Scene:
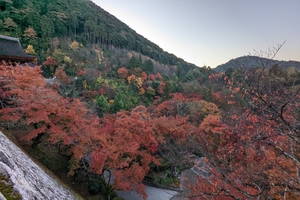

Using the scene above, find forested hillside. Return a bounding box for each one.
[1,0,300,200]
[0,0,196,70]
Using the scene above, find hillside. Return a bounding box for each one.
[0,0,197,71]
[214,55,300,72]
[1,0,300,199]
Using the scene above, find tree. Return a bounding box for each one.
[69,40,80,51]
[0,62,99,176]
[54,66,71,86]
[23,27,37,39]
[95,95,109,117]
[128,56,137,69]
[152,93,220,125]
[25,44,36,55]
[117,67,128,79]
[151,115,198,171]
[137,54,143,69]
[143,59,154,73]
[40,15,55,38]
[90,106,160,200]
[42,57,58,77]
[3,18,18,35]
[187,46,300,199]
[162,81,172,100]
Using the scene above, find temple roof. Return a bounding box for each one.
[0,35,36,63]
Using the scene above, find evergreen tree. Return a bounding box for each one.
[95,95,109,117]
[137,54,143,69]
[128,56,137,69]
[143,59,154,73]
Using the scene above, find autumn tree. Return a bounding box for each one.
[117,67,128,79]
[54,66,71,86]
[23,27,37,46]
[90,106,160,199]
[25,44,36,55]
[23,27,37,39]
[187,45,300,199]
[42,57,58,77]
[151,115,198,171]
[152,93,220,125]
[0,62,99,176]
[69,40,80,51]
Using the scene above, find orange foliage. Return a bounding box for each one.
[54,67,70,86]
[90,106,159,200]
[127,74,135,84]
[43,57,57,66]
[76,69,86,76]
[0,62,100,174]
[189,66,300,199]
[117,67,128,79]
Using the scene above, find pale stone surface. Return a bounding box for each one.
[0,131,78,200]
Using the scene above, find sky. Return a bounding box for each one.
[91,0,300,68]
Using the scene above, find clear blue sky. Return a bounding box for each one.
[92,0,300,68]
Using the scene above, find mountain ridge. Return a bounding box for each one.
[214,55,300,72]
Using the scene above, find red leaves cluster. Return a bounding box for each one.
[2,61,299,199]
[90,106,159,199]
[0,64,101,167]
[42,57,57,66]
[117,67,128,79]
[189,66,300,199]
[54,67,70,86]
[0,63,159,199]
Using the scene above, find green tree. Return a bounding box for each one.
[182,70,195,82]
[225,67,234,79]
[128,56,137,69]
[137,54,143,68]
[162,81,172,100]
[143,59,154,73]
[176,64,184,79]
[95,95,109,117]
[3,17,19,36]
[40,15,54,38]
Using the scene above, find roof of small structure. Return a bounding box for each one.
[0,35,36,63]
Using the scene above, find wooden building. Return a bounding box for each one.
[0,35,37,64]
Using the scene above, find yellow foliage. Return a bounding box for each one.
[127,75,135,84]
[69,41,80,51]
[136,77,143,88]
[63,56,72,64]
[82,80,87,89]
[109,99,114,104]
[25,45,36,55]
[199,100,220,116]
[146,86,155,96]
[95,76,104,86]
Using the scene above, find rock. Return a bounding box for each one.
[0,131,79,200]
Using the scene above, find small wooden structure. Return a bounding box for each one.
[0,35,37,64]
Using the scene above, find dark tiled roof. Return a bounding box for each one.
[0,35,36,63]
